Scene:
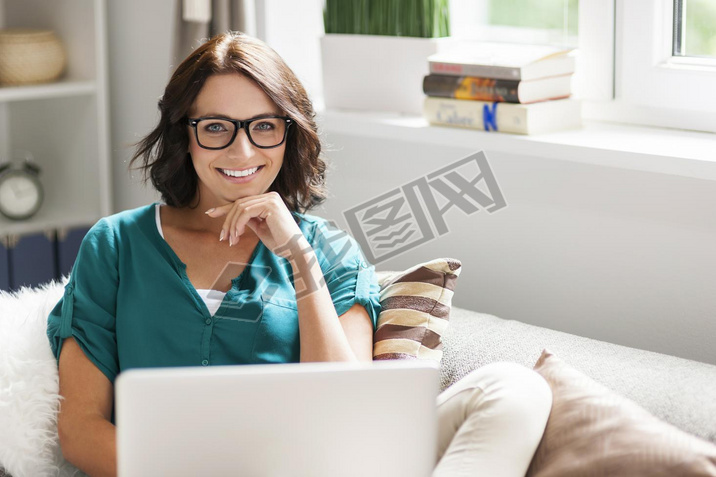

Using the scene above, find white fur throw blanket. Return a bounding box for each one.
[0,276,84,477]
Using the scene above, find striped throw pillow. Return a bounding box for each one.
[373,258,462,362]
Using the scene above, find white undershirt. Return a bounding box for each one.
[155,203,226,316]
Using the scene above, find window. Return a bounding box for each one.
[673,0,716,58]
[448,0,613,110]
[450,0,578,48]
[449,0,716,133]
[449,0,609,103]
[609,0,716,132]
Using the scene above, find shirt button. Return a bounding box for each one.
[205,318,212,325]
[201,360,209,366]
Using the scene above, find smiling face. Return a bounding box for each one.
[187,73,287,208]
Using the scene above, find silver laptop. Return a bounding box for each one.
[115,360,439,477]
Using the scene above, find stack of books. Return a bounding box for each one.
[422,42,581,135]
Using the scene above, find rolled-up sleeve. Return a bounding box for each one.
[47,218,119,384]
[310,220,381,331]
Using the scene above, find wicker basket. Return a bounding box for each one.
[0,29,67,86]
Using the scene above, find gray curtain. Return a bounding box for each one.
[173,0,256,66]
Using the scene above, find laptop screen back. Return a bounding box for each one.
[116,360,439,477]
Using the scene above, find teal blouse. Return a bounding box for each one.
[47,202,381,424]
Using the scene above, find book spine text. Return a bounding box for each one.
[423,97,527,134]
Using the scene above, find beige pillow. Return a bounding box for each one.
[373,258,461,362]
[527,349,716,477]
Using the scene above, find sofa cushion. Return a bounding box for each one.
[527,349,716,476]
[373,258,461,362]
[0,277,81,477]
[440,307,716,445]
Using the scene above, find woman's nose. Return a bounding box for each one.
[227,127,255,157]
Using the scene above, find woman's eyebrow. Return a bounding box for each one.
[198,111,282,119]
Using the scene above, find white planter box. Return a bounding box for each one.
[320,34,456,115]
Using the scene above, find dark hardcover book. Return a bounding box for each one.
[57,225,92,279]
[9,231,56,291]
[423,74,520,102]
[423,73,573,104]
[0,237,9,291]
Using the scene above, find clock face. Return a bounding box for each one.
[0,171,43,219]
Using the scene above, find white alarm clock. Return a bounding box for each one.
[0,158,44,220]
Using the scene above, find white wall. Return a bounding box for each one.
[107,0,172,212]
[258,0,324,105]
[311,132,716,365]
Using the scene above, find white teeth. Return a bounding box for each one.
[221,166,260,178]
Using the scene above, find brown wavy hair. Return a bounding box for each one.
[129,31,326,216]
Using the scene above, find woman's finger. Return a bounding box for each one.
[205,200,252,244]
[204,193,280,245]
[205,203,231,217]
[233,202,273,240]
[204,204,233,242]
[225,204,242,245]
[204,192,274,219]
[229,197,267,242]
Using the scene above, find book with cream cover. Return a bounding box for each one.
[428,42,576,81]
[423,96,582,135]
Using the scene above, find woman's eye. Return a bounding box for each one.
[204,123,228,133]
[252,121,275,131]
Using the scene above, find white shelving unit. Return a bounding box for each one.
[0,0,111,238]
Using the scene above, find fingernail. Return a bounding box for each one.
[205,208,215,215]
[229,236,234,247]
[219,230,226,242]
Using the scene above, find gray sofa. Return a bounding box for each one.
[1,282,715,477]
[440,305,716,445]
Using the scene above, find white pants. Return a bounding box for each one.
[433,362,553,477]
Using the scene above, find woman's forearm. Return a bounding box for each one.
[289,240,358,363]
[61,416,117,477]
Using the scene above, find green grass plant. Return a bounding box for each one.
[324,0,450,38]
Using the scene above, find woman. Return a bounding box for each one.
[47,32,552,477]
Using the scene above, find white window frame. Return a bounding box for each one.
[258,0,716,134]
[575,0,615,102]
[581,0,716,133]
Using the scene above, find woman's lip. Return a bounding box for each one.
[217,165,263,183]
[218,166,262,172]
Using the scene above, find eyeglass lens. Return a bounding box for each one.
[196,118,287,148]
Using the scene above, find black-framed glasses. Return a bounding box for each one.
[187,116,293,150]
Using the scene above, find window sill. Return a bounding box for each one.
[315,107,716,182]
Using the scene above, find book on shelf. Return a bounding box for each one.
[427,41,576,81]
[422,73,572,104]
[0,238,9,291]
[6,232,56,292]
[423,96,582,135]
